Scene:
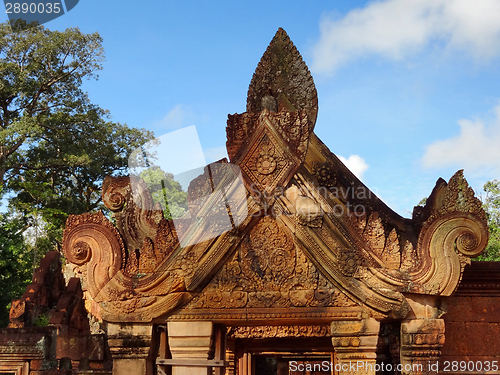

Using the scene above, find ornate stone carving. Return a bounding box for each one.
[338,248,359,277]
[227,325,330,339]
[331,318,380,375]
[363,212,386,260]
[55,29,488,334]
[383,228,401,270]
[313,161,337,187]
[246,28,318,126]
[102,176,129,212]
[185,216,358,310]
[227,109,311,170]
[401,240,418,272]
[124,249,139,276]
[102,176,163,251]
[169,307,362,322]
[400,319,445,375]
[244,132,290,189]
[411,170,489,295]
[63,211,125,299]
[226,113,257,162]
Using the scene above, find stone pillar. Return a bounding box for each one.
[107,323,152,375]
[400,319,445,375]
[167,321,214,375]
[399,294,446,375]
[331,318,380,375]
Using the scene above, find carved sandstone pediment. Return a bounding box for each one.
[62,28,488,323]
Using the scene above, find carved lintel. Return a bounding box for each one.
[227,325,330,339]
[168,307,363,324]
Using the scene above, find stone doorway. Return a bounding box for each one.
[254,355,332,375]
[232,337,334,375]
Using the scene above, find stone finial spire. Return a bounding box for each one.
[246,28,318,127]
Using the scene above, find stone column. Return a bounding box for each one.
[399,294,446,375]
[400,319,445,375]
[108,323,152,375]
[167,321,214,375]
[331,318,380,375]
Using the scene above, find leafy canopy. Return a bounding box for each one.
[0,21,158,326]
[475,180,500,261]
[0,21,154,247]
[0,212,32,328]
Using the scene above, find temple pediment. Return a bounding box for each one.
[61,28,488,326]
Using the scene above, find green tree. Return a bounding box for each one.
[475,180,500,261]
[0,21,153,250]
[0,20,103,184]
[0,21,154,324]
[140,166,188,220]
[0,212,32,327]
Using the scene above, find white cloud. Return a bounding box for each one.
[151,104,195,130]
[338,154,369,180]
[312,0,500,74]
[422,103,500,173]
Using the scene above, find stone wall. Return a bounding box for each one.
[441,261,500,369]
[1,252,112,374]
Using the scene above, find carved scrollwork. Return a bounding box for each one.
[456,230,480,257]
[102,176,130,212]
[102,176,163,251]
[63,211,126,299]
[362,170,489,297]
[70,241,92,265]
[415,213,488,294]
[413,171,489,295]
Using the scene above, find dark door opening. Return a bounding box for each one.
[253,355,332,375]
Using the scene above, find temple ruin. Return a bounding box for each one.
[1,28,498,375]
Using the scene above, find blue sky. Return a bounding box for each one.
[3,0,500,217]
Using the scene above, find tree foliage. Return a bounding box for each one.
[0,21,104,183]
[0,21,153,248]
[0,213,32,327]
[0,21,155,325]
[139,166,188,220]
[475,180,500,261]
